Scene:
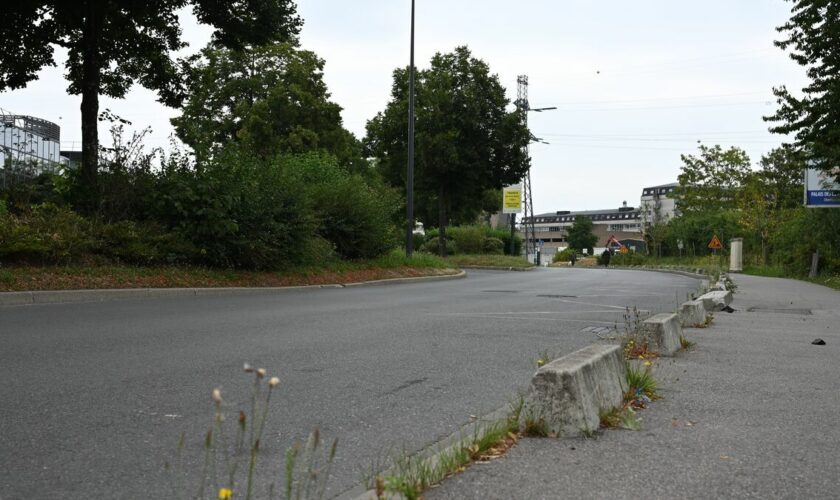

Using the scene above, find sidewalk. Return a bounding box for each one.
[427,274,840,499]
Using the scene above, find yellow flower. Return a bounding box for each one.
[218,487,233,499]
[537,359,546,367]
[644,360,652,367]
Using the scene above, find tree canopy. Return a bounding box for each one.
[566,215,597,254]
[0,0,302,209]
[365,46,530,252]
[172,42,364,171]
[675,145,752,213]
[765,0,840,180]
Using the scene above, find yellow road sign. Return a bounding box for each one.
[708,234,723,250]
[502,185,522,214]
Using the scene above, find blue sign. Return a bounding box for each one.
[807,190,840,206]
[806,167,840,207]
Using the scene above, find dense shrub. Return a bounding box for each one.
[486,228,522,256]
[553,248,576,263]
[771,207,840,275]
[610,252,648,266]
[94,220,196,265]
[0,204,93,264]
[482,237,504,255]
[283,153,400,259]
[420,237,458,256]
[447,225,486,254]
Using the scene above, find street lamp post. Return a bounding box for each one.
[406,0,416,257]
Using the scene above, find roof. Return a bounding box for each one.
[641,182,679,190]
[533,207,638,218]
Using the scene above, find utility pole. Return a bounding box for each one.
[516,76,535,260]
[515,75,556,263]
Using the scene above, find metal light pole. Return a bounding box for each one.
[405,0,416,257]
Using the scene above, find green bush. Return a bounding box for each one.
[486,228,522,256]
[482,237,505,255]
[411,232,426,252]
[284,153,400,260]
[420,237,458,256]
[610,252,647,266]
[93,220,196,265]
[0,203,94,264]
[447,225,486,254]
[553,248,575,263]
[148,148,317,269]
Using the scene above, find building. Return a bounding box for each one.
[639,182,679,225]
[1,109,64,187]
[522,201,645,258]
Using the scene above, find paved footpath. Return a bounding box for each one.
[428,274,840,499]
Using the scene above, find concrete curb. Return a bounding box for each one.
[641,313,682,356]
[698,290,733,311]
[525,344,627,437]
[457,265,536,272]
[679,299,707,328]
[595,265,709,280]
[0,270,466,307]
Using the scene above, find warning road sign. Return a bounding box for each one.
[708,234,723,250]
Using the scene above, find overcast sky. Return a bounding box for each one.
[1,0,807,214]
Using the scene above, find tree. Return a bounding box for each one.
[765,0,840,181]
[737,146,805,265]
[566,215,597,255]
[172,42,365,171]
[365,46,530,255]
[0,1,302,209]
[675,144,752,213]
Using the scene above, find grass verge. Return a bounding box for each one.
[0,250,456,292]
[445,254,535,269]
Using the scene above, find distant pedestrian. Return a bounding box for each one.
[601,249,611,267]
[570,251,577,266]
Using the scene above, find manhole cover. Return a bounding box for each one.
[747,307,812,315]
[537,294,577,298]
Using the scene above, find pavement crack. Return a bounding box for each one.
[383,377,428,396]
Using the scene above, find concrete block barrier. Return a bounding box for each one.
[698,290,733,311]
[641,313,682,356]
[679,300,706,327]
[525,344,626,437]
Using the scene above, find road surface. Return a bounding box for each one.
[0,268,699,499]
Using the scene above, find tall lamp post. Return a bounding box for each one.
[405,0,416,257]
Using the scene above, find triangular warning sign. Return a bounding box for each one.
[708,234,723,250]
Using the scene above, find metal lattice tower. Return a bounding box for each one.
[516,75,536,259]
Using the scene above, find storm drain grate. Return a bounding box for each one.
[747,307,812,315]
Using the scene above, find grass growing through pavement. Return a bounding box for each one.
[0,250,455,291]
[625,362,658,402]
[445,254,535,269]
[679,335,696,351]
[373,399,524,500]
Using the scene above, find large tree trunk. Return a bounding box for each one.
[79,4,101,213]
[438,185,447,257]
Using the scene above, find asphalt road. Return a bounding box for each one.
[0,268,699,499]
